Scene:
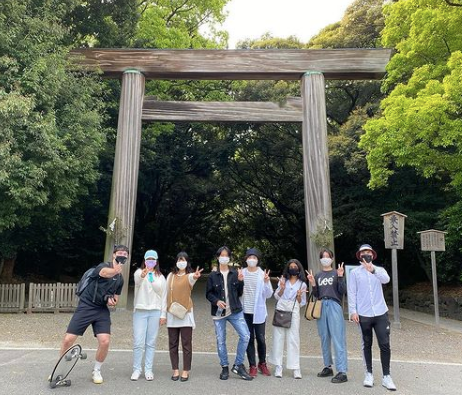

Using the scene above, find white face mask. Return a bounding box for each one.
[218,256,230,265]
[176,261,187,270]
[320,257,333,267]
[246,258,258,267]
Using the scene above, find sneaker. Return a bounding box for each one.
[331,372,348,383]
[317,366,334,377]
[382,375,397,391]
[274,365,283,378]
[219,366,229,380]
[363,372,374,388]
[145,371,154,381]
[249,365,258,377]
[92,369,103,384]
[231,364,253,380]
[258,362,271,376]
[130,370,141,381]
[293,369,302,379]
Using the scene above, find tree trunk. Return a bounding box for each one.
[0,256,16,282]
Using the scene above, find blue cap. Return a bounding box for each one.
[144,250,158,260]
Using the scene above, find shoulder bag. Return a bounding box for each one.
[168,274,188,320]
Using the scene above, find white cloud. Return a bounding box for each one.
[220,0,356,48]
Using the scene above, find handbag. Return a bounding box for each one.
[305,293,323,320]
[272,309,293,328]
[272,281,303,328]
[168,274,189,319]
[168,301,188,320]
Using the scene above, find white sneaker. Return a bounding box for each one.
[130,370,141,381]
[275,365,283,378]
[382,375,397,391]
[145,371,154,381]
[363,372,374,387]
[92,369,103,384]
[293,369,302,379]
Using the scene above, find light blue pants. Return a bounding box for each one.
[133,309,161,373]
[316,299,348,373]
[213,311,250,367]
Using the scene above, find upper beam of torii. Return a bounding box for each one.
[70,48,392,80]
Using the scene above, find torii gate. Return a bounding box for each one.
[72,48,392,308]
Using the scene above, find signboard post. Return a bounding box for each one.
[381,211,407,329]
[417,229,447,327]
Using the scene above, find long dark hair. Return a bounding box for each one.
[282,259,306,282]
[172,251,193,274]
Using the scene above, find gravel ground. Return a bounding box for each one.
[1,277,461,365]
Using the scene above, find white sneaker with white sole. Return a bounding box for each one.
[274,365,283,378]
[293,369,302,379]
[382,375,397,391]
[130,370,141,381]
[92,369,103,384]
[363,372,374,387]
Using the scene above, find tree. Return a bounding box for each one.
[361,0,462,281]
[0,0,105,280]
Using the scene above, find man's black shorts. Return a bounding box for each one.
[66,301,111,336]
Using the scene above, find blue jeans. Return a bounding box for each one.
[213,311,250,367]
[133,309,161,373]
[316,299,348,373]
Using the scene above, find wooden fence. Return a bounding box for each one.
[27,283,78,313]
[0,284,26,313]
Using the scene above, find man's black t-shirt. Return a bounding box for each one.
[79,262,124,307]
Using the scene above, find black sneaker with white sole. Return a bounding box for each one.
[231,364,253,380]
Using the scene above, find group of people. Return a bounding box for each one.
[56,243,397,391]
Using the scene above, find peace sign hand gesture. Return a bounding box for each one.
[193,266,204,279]
[237,268,244,281]
[337,262,345,277]
[264,269,271,283]
[361,259,374,273]
[305,269,316,286]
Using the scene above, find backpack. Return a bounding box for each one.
[75,266,99,301]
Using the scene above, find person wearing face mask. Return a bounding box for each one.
[268,259,307,379]
[347,244,396,391]
[58,245,127,385]
[206,246,253,381]
[306,249,347,384]
[131,249,167,382]
[165,252,203,382]
[241,248,273,377]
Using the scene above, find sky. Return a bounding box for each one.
[220,0,356,48]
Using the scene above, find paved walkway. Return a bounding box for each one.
[1,278,461,394]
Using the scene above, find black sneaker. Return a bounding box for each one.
[231,364,253,381]
[220,366,229,380]
[331,372,348,383]
[317,366,334,377]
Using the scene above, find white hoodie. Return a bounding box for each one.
[133,269,167,318]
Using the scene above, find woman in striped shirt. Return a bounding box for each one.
[241,248,273,377]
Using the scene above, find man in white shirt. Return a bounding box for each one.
[347,244,396,391]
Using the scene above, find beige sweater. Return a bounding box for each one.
[133,269,167,318]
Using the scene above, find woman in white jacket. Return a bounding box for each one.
[241,248,273,377]
[131,249,167,381]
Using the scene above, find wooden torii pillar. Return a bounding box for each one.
[72,48,391,308]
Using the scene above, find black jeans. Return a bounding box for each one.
[244,313,267,366]
[359,313,391,376]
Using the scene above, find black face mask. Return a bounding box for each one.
[361,254,373,263]
[288,268,299,276]
[115,256,127,264]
